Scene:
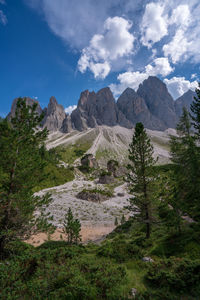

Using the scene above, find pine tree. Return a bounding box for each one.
[127,123,157,238]
[170,107,200,219]
[0,98,52,254]
[64,208,81,244]
[190,82,200,137]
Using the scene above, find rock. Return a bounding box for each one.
[61,114,73,133]
[71,87,131,131]
[129,288,138,298]
[175,89,196,117]
[8,97,43,120]
[117,192,124,197]
[117,88,160,130]
[42,96,67,131]
[107,159,119,175]
[137,76,177,130]
[81,154,98,169]
[99,174,115,184]
[142,256,154,263]
[76,190,108,202]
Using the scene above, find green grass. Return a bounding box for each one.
[56,141,92,164]
[33,164,74,192]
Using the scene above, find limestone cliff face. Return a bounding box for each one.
[117,87,163,130]
[42,96,66,131]
[137,76,177,130]
[175,90,196,117]
[8,77,196,133]
[71,87,131,131]
[8,97,43,120]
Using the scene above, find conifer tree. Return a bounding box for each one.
[0,98,52,254]
[127,122,157,238]
[191,82,200,137]
[170,107,200,219]
[64,208,81,244]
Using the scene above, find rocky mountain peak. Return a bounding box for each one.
[42,97,66,131]
[8,97,43,120]
[175,89,196,117]
[137,76,177,129]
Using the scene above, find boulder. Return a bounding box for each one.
[142,256,154,263]
[81,154,98,169]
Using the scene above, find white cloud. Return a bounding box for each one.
[162,2,200,64]
[25,0,143,49]
[78,16,134,79]
[110,57,173,97]
[163,29,191,63]
[164,77,198,99]
[141,3,168,48]
[65,105,77,115]
[191,73,197,79]
[169,4,190,29]
[145,57,174,77]
[0,10,7,25]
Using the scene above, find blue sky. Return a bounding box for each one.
[0,0,200,116]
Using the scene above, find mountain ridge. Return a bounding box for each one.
[8,76,196,132]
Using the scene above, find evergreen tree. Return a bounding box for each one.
[114,217,118,226]
[0,98,52,254]
[64,208,81,244]
[170,107,200,219]
[127,123,157,238]
[190,82,200,137]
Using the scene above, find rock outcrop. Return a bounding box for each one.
[137,76,177,130]
[8,97,43,120]
[175,89,196,117]
[71,87,131,131]
[42,96,67,131]
[117,87,163,130]
[8,77,196,133]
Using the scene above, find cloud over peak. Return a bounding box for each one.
[78,16,134,79]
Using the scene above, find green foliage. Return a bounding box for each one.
[100,170,112,176]
[0,241,127,299]
[56,141,92,164]
[145,257,200,298]
[81,188,113,198]
[170,107,200,220]
[127,122,158,239]
[191,82,200,137]
[33,164,74,191]
[0,98,52,254]
[64,208,81,244]
[98,237,143,262]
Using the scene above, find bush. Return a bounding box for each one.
[145,257,200,298]
[98,238,143,262]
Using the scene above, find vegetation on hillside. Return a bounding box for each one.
[1,86,200,299]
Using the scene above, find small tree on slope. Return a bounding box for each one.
[64,208,81,244]
[127,122,157,239]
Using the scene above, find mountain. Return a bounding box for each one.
[137,76,177,130]
[8,97,43,120]
[8,76,196,132]
[71,87,131,130]
[117,87,164,130]
[175,89,196,117]
[41,96,67,131]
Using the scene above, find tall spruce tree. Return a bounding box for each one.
[191,82,200,137]
[127,122,157,239]
[0,98,52,254]
[170,107,200,219]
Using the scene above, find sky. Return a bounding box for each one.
[0,0,200,116]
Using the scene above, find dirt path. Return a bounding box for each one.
[26,224,115,246]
